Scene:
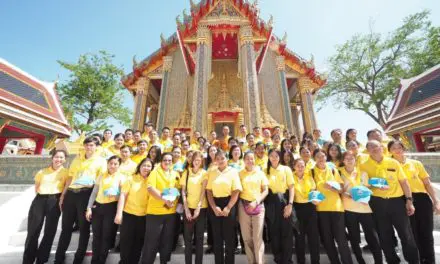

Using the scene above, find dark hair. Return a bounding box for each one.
[135,158,153,175]
[124,129,134,134]
[330,129,341,137]
[387,140,406,152]
[228,137,238,145]
[243,151,255,160]
[266,149,281,174]
[162,127,170,132]
[134,130,142,135]
[271,134,281,140]
[326,143,343,162]
[137,139,148,146]
[313,148,326,159]
[299,146,309,154]
[367,129,381,138]
[51,149,67,159]
[255,142,266,150]
[281,150,295,170]
[239,124,246,129]
[274,126,281,130]
[245,133,254,140]
[161,152,173,162]
[91,133,103,145]
[147,145,162,164]
[228,145,243,160]
[205,145,218,168]
[172,146,181,152]
[280,138,293,153]
[292,158,306,170]
[83,136,99,146]
[215,150,227,159]
[120,145,131,151]
[107,155,122,165]
[114,133,125,140]
[340,151,356,167]
[302,132,313,142]
[181,139,190,146]
[145,122,154,127]
[189,151,204,169]
[103,129,112,134]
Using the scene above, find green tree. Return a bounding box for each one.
[317,11,438,128]
[58,51,131,135]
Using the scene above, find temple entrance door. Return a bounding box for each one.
[214,122,235,138]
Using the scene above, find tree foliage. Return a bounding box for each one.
[58,51,131,135]
[317,11,439,128]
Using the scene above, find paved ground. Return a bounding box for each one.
[1,185,440,263]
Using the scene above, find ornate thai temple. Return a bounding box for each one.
[122,0,327,136]
[386,64,440,152]
[0,58,71,155]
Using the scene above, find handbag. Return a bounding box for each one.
[242,199,263,216]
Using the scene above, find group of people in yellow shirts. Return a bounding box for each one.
[22,123,439,264]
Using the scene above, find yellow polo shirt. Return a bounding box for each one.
[35,167,68,194]
[95,171,125,204]
[101,140,114,149]
[160,138,173,153]
[228,159,244,171]
[119,159,137,176]
[131,152,148,165]
[122,173,149,216]
[265,165,294,194]
[359,157,406,198]
[312,166,344,212]
[180,169,208,209]
[400,158,429,194]
[293,171,316,203]
[239,168,269,202]
[356,153,369,167]
[206,166,242,198]
[306,160,316,170]
[147,167,180,215]
[125,139,136,148]
[339,167,372,213]
[255,155,268,169]
[68,153,107,189]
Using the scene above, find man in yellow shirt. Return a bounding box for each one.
[159,127,173,153]
[237,125,248,146]
[363,129,389,156]
[54,137,107,264]
[165,133,181,153]
[124,129,136,148]
[253,126,263,143]
[148,130,164,152]
[131,140,148,164]
[360,140,418,264]
[142,122,154,142]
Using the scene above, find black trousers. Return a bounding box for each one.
[345,211,383,264]
[183,208,207,264]
[411,193,435,264]
[23,194,61,264]
[369,196,419,264]
[55,188,93,264]
[91,201,117,264]
[141,213,177,264]
[208,196,237,264]
[119,212,146,264]
[318,212,353,264]
[293,202,320,264]
[265,192,294,264]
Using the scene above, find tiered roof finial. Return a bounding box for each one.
[160,33,166,46]
[190,0,197,10]
[267,15,274,28]
[281,32,288,44]
[132,55,138,68]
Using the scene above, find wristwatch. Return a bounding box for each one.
[288,202,293,206]
[405,197,413,202]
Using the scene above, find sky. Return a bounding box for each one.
[1,0,439,143]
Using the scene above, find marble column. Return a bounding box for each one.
[132,77,149,131]
[156,56,173,131]
[276,56,294,132]
[290,102,302,138]
[239,25,261,129]
[298,77,318,133]
[191,26,212,134]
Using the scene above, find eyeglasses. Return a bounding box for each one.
[163,159,173,162]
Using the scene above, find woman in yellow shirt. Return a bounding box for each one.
[264,149,295,264]
[85,155,125,264]
[103,133,125,158]
[281,150,295,171]
[23,150,68,264]
[327,143,343,169]
[388,140,440,264]
[141,153,180,264]
[254,142,268,170]
[300,146,315,170]
[206,150,243,264]
[115,158,153,264]
[147,145,162,165]
[271,134,281,151]
[118,145,137,176]
[292,158,319,264]
[312,149,353,264]
[205,145,218,171]
[238,151,269,264]
[340,151,382,264]
[181,151,208,264]
[101,129,114,149]
[228,145,244,171]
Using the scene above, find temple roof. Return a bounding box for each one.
[385,64,440,134]
[0,58,71,137]
[122,0,326,90]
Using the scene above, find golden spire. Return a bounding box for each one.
[259,85,280,128]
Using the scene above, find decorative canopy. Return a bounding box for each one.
[0,58,71,137]
[122,0,326,90]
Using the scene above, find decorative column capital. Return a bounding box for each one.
[298,77,315,94]
[239,25,253,46]
[197,26,211,45]
[163,56,173,72]
[134,77,148,94]
[276,56,285,71]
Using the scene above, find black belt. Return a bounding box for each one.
[68,187,93,193]
[37,193,61,199]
